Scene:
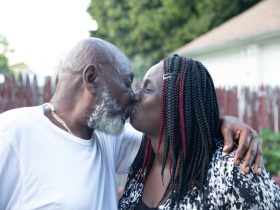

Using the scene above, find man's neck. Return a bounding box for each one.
[47,96,93,140]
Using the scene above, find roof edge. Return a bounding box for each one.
[176,29,280,56]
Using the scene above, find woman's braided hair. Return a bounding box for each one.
[130,55,220,208]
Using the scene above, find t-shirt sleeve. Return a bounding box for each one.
[115,123,142,174]
[0,133,21,209]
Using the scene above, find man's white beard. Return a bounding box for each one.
[87,88,129,135]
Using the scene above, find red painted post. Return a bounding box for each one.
[259,84,266,129]
[17,74,24,107]
[25,74,32,106]
[32,75,39,106]
[244,87,249,125]
[43,76,52,102]
[251,90,259,131]
[0,77,3,112]
[276,87,280,131]
[267,86,274,130]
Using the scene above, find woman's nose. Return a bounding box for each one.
[129,91,136,104]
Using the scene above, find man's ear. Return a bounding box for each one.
[82,64,100,94]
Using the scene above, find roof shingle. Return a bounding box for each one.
[176,0,280,54]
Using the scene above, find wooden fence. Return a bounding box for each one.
[216,86,280,132]
[0,73,279,132]
[0,73,55,112]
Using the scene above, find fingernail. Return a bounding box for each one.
[235,159,240,165]
[222,148,228,154]
[222,152,229,157]
[244,167,249,174]
[257,168,261,175]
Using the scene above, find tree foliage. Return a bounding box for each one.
[0,35,11,73]
[261,128,280,175]
[0,35,28,74]
[88,0,260,77]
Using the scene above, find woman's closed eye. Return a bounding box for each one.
[138,83,152,91]
[138,80,154,94]
[144,86,153,93]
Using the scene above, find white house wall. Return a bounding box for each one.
[261,38,280,86]
[188,37,280,87]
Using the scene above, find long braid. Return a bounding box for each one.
[158,60,167,159]
[178,60,187,160]
[128,134,154,182]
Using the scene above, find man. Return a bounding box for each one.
[0,38,261,210]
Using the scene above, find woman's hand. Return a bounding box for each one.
[220,116,262,175]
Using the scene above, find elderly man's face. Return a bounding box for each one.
[87,62,134,134]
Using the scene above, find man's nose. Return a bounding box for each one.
[133,89,142,103]
[129,91,137,104]
[130,90,141,104]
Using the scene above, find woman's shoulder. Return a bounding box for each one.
[163,144,236,209]
[179,142,280,209]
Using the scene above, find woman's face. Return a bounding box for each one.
[130,62,164,137]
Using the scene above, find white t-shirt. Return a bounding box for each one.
[0,105,142,210]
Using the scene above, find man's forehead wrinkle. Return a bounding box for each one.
[109,51,130,71]
[76,38,114,64]
[93,39,130,71]
[66,39,106,65]
[67,38,131,76]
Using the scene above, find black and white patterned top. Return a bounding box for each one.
[119,143,280,210]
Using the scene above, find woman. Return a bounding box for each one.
[119,55,280,209]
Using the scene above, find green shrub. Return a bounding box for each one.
[261,128,280,175]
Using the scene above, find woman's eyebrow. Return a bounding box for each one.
[143,79,151,85]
